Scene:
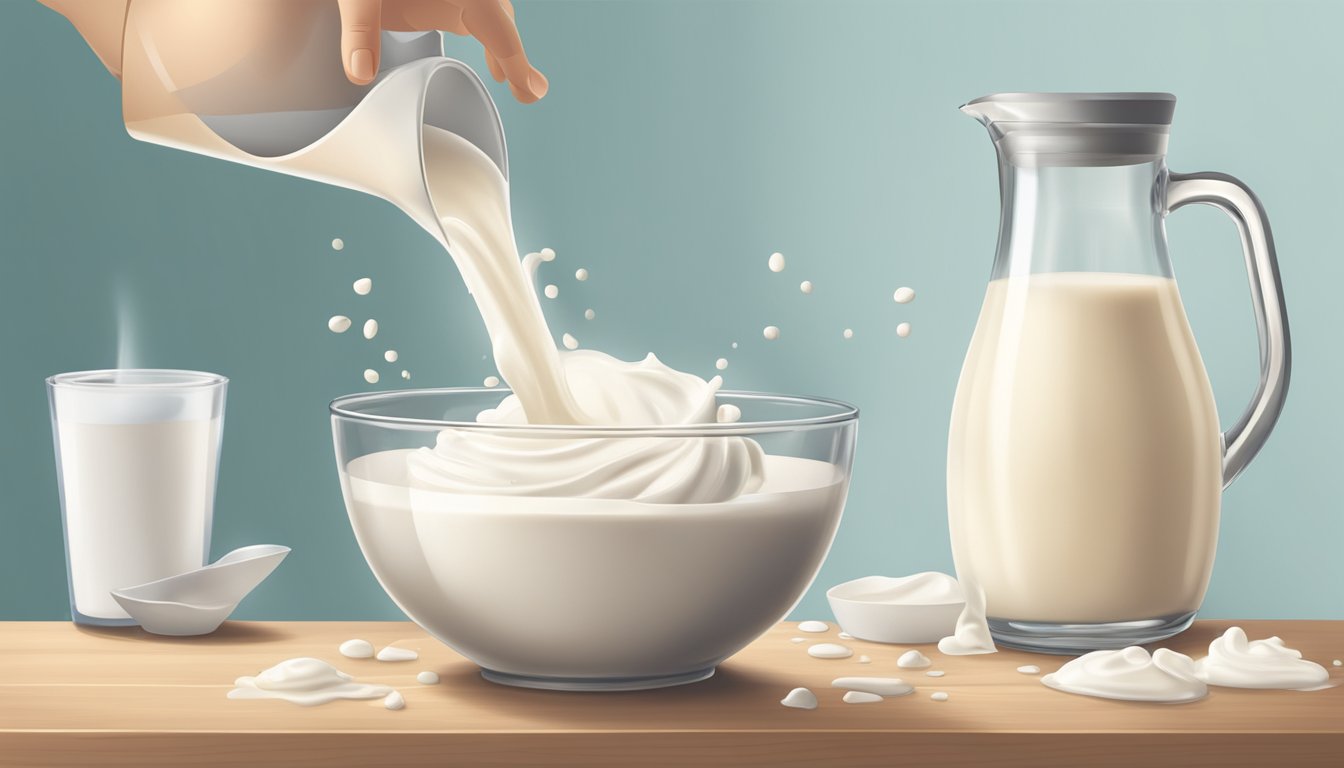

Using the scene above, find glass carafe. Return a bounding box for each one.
[947,93,1290,653]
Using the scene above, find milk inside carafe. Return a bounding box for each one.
[948,93,1290,654]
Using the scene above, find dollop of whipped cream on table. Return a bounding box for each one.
[1195,627,1331,690]
[1041,646,1207,703]
[228,658,393,706]
[409,351,766,504]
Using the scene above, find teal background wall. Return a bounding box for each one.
[2,0,1340,623]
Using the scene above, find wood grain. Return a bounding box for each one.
[1,619,1341,766]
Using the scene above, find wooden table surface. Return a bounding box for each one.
[2,619,1341,767]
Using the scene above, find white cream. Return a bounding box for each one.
[1195,627,1330,690]
[798,620,829,633]
[483,376,500,388]
[562,333,579,350]
[857,655,871,664]
[897,650,931,669]
[716,404,742,424]
[376,646,418,662]
[925,670,944,677]
[575,268,589,281]
[328,315,351,333]
[843,691,882,704]
[416,671,439,684]
[896,322,911,338]
[930,691,949,702]
[544,284,559,299]
[1017,665,1040,675]
[338,639,374,659]
[363,319,379,339]
[228,658,392,706]
[808,643,853,660]
[353,277,372,295]
[331,238,344,251]
[837,632,852,640]
[938,579,996,656]
[715,358,728,370]
[363,369,379,384]
[768,252,785,272]
[1041,647,1207,703]
[893,287,915,304]
[800,280,813,294]
[790,637,805,644]
[832,677,913,697]
[384,350,398,363]
[781,687,817,710]
[763,326,780,341]
[383,691,406,710]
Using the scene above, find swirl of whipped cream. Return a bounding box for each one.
[1041,646,1207,703]
[1194,627,1330,690]
[409,350,766,503]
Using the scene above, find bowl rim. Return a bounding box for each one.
[826,575,967,609]
[329,388,859,435]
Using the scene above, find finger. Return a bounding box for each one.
[337,0,383,85]
[461,0,547,102]
[484,50,506,83]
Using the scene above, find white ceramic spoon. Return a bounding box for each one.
[110,545,290,636]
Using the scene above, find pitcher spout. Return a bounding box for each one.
[959,92,1176,168]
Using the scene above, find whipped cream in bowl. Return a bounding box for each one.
[332,388,857,691]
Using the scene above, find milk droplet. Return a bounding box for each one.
[790,637,806,644]
[331,238,344,251]
[832,677,914,697]
[353,277,372,295]
[763,325,780,341]
[338,639,374,659]
[780,687,818,710]
[798,620,829,633]
[858,655,871,664]
[544,284,559,299]
[716,403,742,424]
[1017,665,1041,675]
[768,252,786,272]
[401,370,410,380]
[328,315,352,333]
[893,286,916,304]
[926,670,945,677]
[838,632,853,640]
[731,342,738,349]
[843,691,883,704]
[539,247,556,262]
[715,358,728,370]
[483,376,500,388]
[384,350,398,363]
[584,308,596,320]
[1334,660,1342,667]
[931,691,949,702]
[896,322,911,338]
[384,691,405,710]
[416,671,439,685]
[575,268,589,281]
[376,646,419,662]
[897,650,932,669]
[363,319,379,339]
[363,369,379,384]
[808,643,853,660]
[562,333,579,350]
[800,281,815,295]
[843,328,854,339]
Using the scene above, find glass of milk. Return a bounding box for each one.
[47,370,227,626]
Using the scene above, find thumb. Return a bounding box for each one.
[337,0,383,85]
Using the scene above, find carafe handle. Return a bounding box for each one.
[1165,172,1291,489]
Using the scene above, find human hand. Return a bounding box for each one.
[337,0,547,102]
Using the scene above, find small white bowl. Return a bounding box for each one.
[111,545,290,636]
[826,574,965,644]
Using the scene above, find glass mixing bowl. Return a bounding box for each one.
[331,388,857,691]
